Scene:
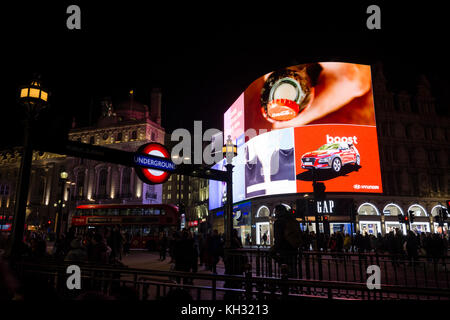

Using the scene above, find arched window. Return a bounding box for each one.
[38,176,46,200]
[98,168,108,197]
[131,131,137,140]
[382,203,403,216]
[256,206,270,218]
[76,170,85,197]
[272,203,291,216]
[357,203,379,215]
[408,204,428,217]
[89,136,95,144]
[431,205,446,217]
[117,132,122,142]
[121,167,132,196]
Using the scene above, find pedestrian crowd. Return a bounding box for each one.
[166,228,224,283]
[1,226,128,265]
[298,229,449,262]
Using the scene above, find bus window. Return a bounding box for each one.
[143,225,150,235]
[97,209,106,216]
[131,208,142,216]
[154,209,160,215]
[143,208,152,216]
[111,209,119,216]
[121,209,130,216]
[161,209,166,216]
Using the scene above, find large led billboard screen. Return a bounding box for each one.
[210,62,382,210]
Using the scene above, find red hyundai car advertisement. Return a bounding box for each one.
[215,61,382,203]
[294,124,382,193]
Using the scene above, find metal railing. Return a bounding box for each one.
[12,259,450,301]
[225,248,450,289]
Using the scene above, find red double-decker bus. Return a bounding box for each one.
[71,203,179,249]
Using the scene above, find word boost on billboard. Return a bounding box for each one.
[209,62,383,211]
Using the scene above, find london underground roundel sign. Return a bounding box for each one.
[134,143,174,184]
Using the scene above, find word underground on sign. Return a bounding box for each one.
[133,154,176,172]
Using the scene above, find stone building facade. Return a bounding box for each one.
[0,88,166,233]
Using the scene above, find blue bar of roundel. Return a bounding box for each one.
[133,154,176,172]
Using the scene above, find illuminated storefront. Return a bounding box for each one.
[208,61,448,243]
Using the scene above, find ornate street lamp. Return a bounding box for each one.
[222,135,237,249]
[55,170,68,239]
[7,76,49,258]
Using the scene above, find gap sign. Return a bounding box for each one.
[134,143,175,184]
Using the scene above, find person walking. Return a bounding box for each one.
[271,204,302,278]
[406,231,419,265]
[173,229,194,284]
[262,233,268,246]
[65,238,88,262]
[224,229,246,300]
[159,233,168,261]
[245,233,251,246]
[208,230,223,274]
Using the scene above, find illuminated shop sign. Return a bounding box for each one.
[298,198,354,216]
[316,200,335,214]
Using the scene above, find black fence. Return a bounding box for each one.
[12,259,450,301]
[225,248,450,289]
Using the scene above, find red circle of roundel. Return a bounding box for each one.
[136,142,171,184]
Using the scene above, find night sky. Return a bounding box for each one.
[1,2,449,149]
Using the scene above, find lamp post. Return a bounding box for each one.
[55,170,68,239]
[222,135,237,249]
[7,76,49,258]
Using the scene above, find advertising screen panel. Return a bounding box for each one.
[211,62,383,210]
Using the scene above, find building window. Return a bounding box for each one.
[38,176,46,201]
[431,205,446,217]
[408,204,428,217]
[357,203,379,215]
[382,204,403,216]
[151,132,156,141]
[122,168,131,196]
[431,175,439,192]
[131,131,137,140]
[256,206,270,218]
[89,136,95,144]
[76,171,85,197]
[98,169,108,197]
[117,132,122,141]
[167,194,171,200]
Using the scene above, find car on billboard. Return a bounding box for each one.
[301,142,360,173]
